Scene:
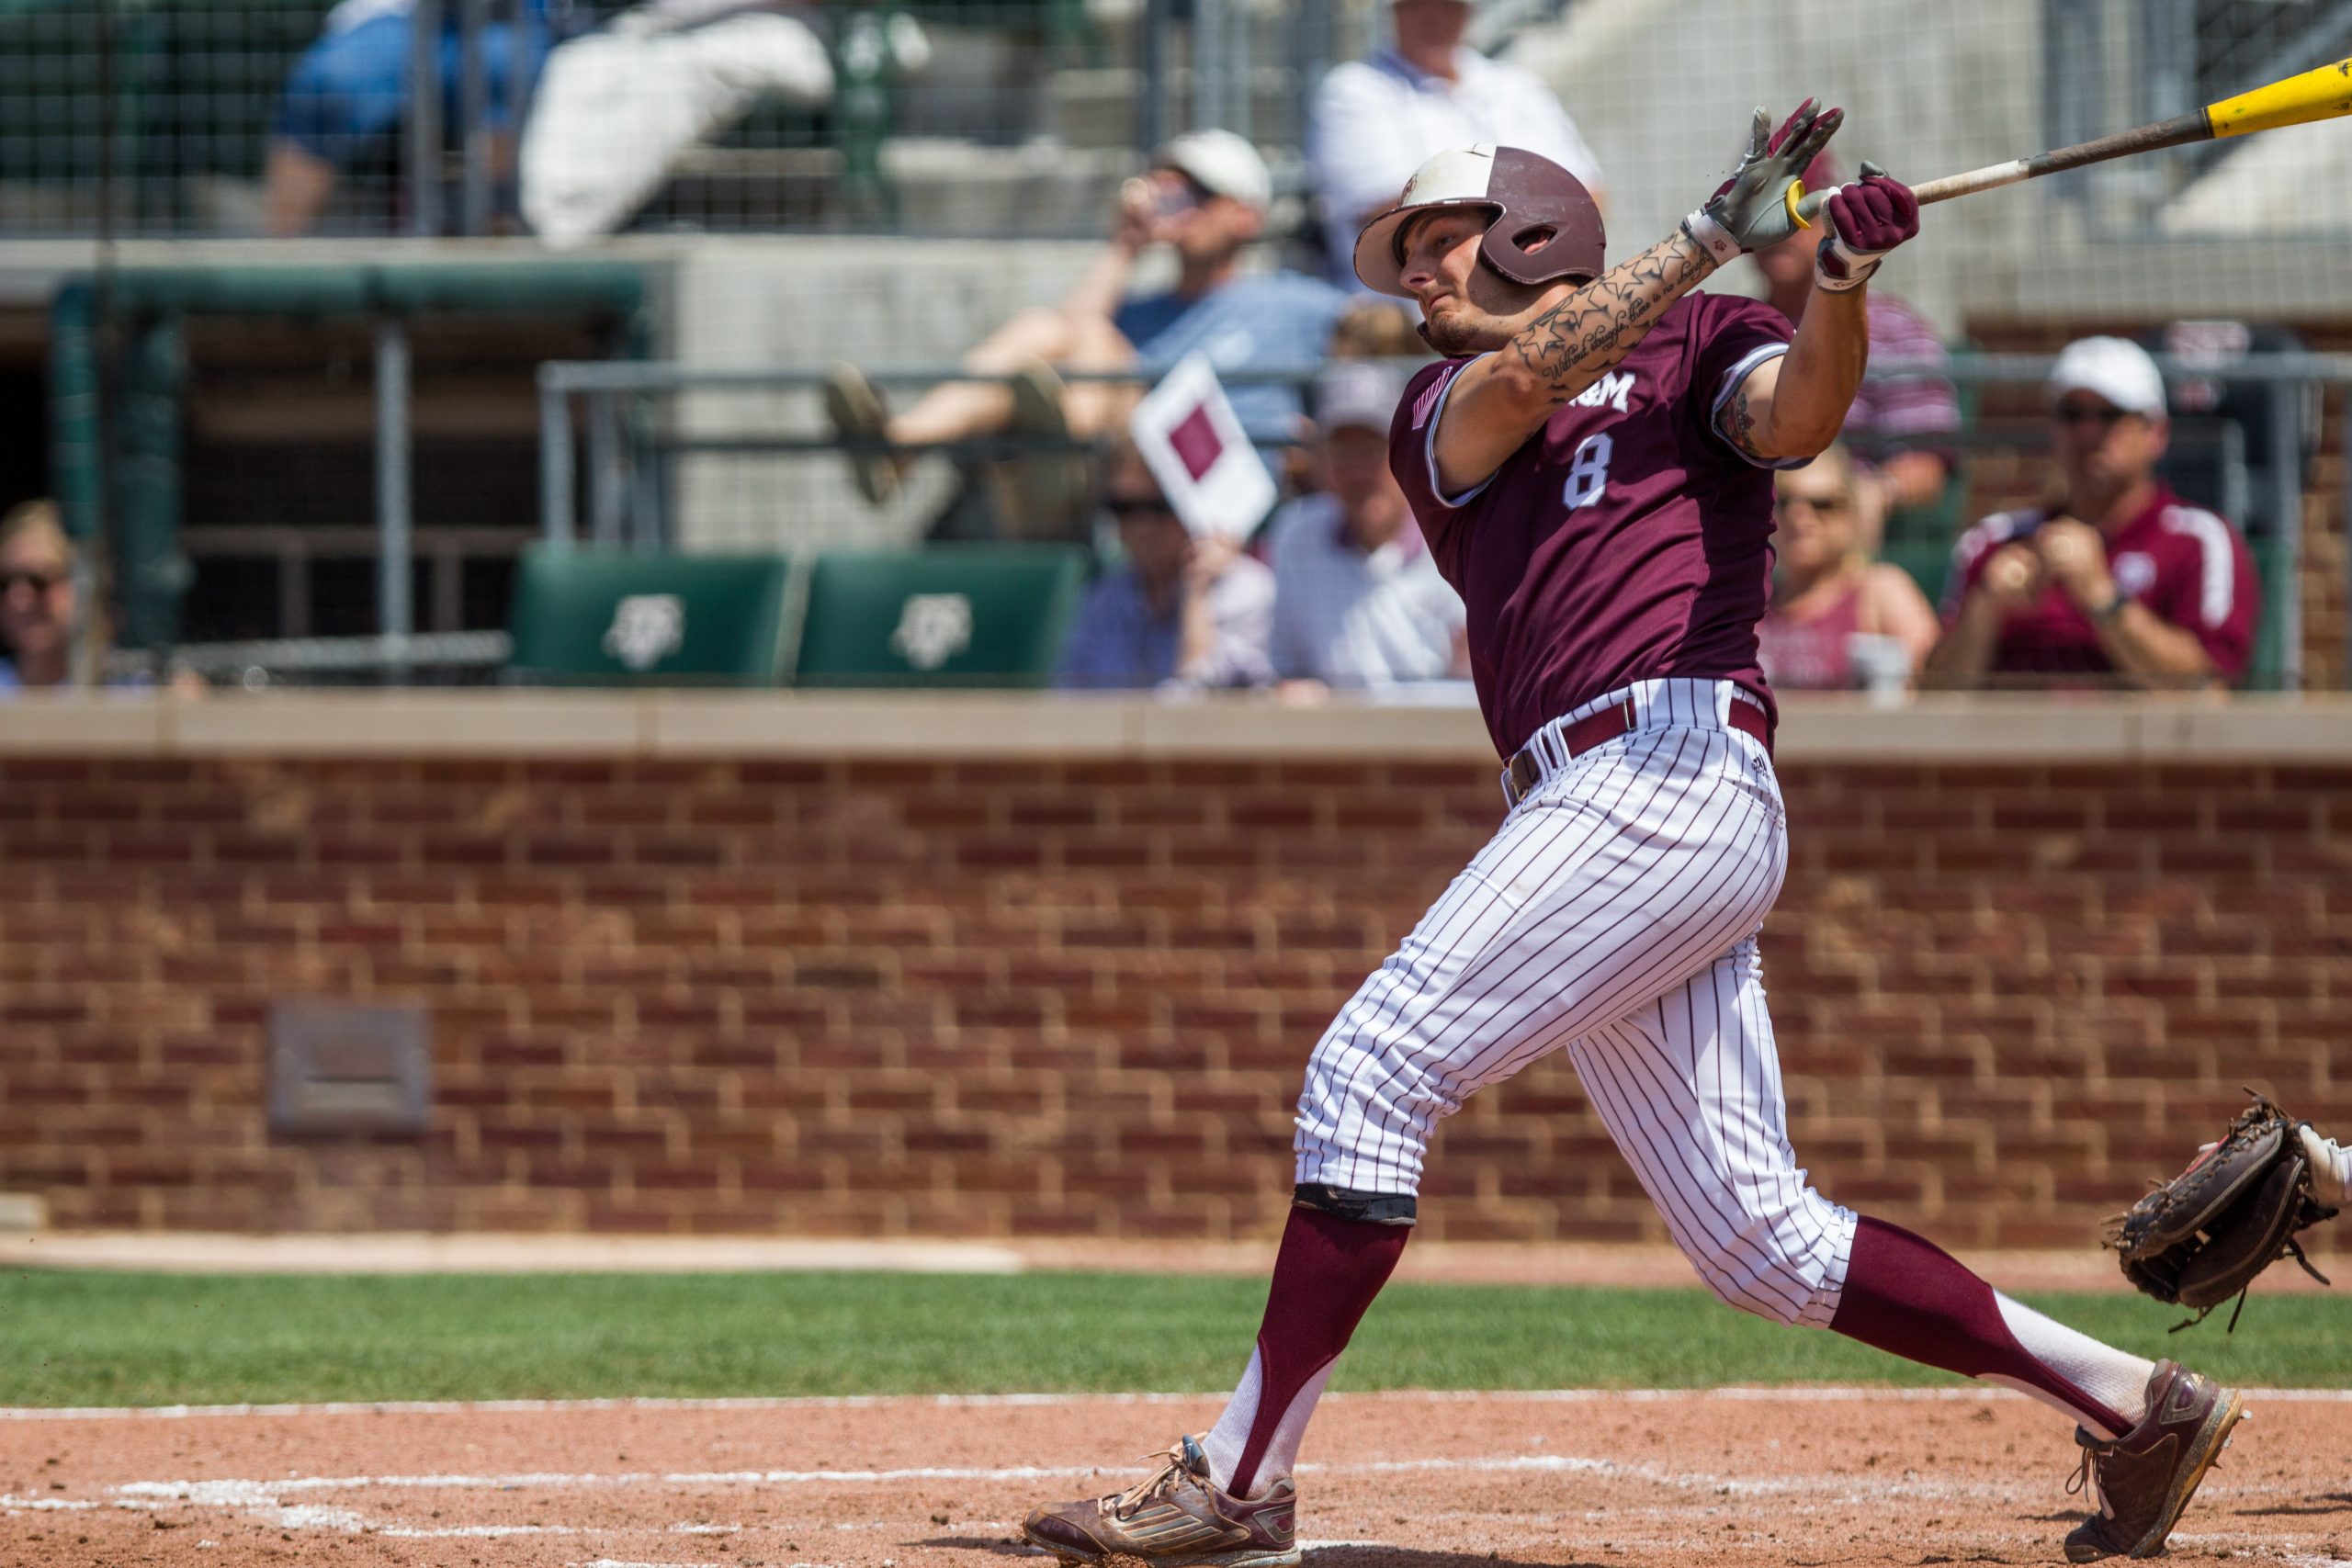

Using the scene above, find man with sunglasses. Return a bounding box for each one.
[1053,440,1273,691]
[1925,336,2259,689]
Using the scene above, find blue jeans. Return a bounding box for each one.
[275,8,550,167]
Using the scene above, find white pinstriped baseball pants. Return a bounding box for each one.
[1293,678,1858,1327]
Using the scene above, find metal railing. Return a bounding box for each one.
[537,350,2352,689]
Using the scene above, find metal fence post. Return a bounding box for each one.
[408,0,444,235]
[376,319,413,640]
[589,391,627,547]
[539,368,574,549]
[2267,381,2304,690]
[458,0,492,236]
[1193,0,1224,130]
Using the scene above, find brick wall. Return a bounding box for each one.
[3,752,2346,1248]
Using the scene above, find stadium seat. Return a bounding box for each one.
[504,547,795,685]
[791,545,1087,688]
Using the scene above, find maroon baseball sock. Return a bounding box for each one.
[1201,1204,1409,1497]
[1831,1216,2147,1438]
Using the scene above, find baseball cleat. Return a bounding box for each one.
[2062,1359,2245,1562]
[822,361,901,507]
[1022,1434,1301,1568]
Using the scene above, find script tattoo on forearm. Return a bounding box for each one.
[1506,231,1716,404]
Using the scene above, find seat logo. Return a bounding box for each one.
[603,594,686,671]
[890,592,974,671]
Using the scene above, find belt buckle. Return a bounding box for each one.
[1500,749,1539,809]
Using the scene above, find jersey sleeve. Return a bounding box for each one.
[2148,506,2262,682]
[1387,357,1489,567]
[1686,294,1802,470]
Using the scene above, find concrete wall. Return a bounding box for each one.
[666,235,1107,553]
[1511,0,2352,332]
[1513,0,2043,333]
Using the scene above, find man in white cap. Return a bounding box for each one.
[1925,335,2259,688]
[825,130,1345,530]
[1267,361,1466,690]
[1306,0,1604,288]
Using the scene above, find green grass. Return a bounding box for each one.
[2,1269,2347,1408]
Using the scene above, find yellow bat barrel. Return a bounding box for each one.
[2206,54,2352,138]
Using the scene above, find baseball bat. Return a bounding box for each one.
[1792,52,2352,220]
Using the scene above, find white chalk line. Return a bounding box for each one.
[10,1447,2310,1532]
[8,1384,2352,1422]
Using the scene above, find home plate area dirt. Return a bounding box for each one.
[5,1389,2347,1568]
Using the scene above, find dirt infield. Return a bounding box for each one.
[5,1388,2346,1568]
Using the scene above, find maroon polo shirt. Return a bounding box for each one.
[1942,485,2260,682]
[1388,292,1795,760]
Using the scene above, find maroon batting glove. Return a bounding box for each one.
[1815,161,1918,292]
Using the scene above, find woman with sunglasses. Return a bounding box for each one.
[1758,444,1939,690]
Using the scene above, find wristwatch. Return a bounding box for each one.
[2093,589,2131,625]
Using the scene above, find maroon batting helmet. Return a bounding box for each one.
[1353,143,1606,299]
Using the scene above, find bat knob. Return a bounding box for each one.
[1790,184,1826,225]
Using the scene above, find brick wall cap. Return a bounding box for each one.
[4,691,2352,761]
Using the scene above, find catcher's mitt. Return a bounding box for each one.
[2107,1091,2338,1331]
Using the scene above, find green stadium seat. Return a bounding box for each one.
[792,545,1087,688]
[505,547,794,686]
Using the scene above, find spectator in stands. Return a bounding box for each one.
[1056,440,1273,691]
[1923,336,2260,690]
[0,502,206,696]
[267,0,562,236]
[1268,363,1465,691]
[1757,445,1939,692]
[1306,0,1605,289]
[521,0,858,247]
[0,502,77,691]
[825,131,1345,536]
[1751,153,1958,547]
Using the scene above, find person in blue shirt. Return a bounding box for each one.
[268,0,566,235]
[1055,441,1273,692]
[825,130,1345,537]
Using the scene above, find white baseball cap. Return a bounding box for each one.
[1314,361,1407,434]
[1156,130,1272,214]
[2047,336,2167,419]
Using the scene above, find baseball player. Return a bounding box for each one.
[1023,108,2243,1568]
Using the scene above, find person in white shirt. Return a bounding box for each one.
[1306,0,1606,288]
[1268,362,1467,691]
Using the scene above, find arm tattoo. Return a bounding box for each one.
[1720,379,1770,459]
[1504,231,1716,405]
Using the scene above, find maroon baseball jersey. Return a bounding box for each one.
[1943,485,2260,682]
[1389,292,1795,758]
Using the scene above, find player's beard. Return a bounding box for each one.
[1419,303,1504,357]
[1411,305,1486,359]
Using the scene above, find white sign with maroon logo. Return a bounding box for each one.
[1127,354,1275,542]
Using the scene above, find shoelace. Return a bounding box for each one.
[1102,1444,1194,1519]
[2066,1432,2115,1519]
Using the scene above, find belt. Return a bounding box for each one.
[1501,696,1771,809]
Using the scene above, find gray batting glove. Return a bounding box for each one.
[1681,99,1845,263]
